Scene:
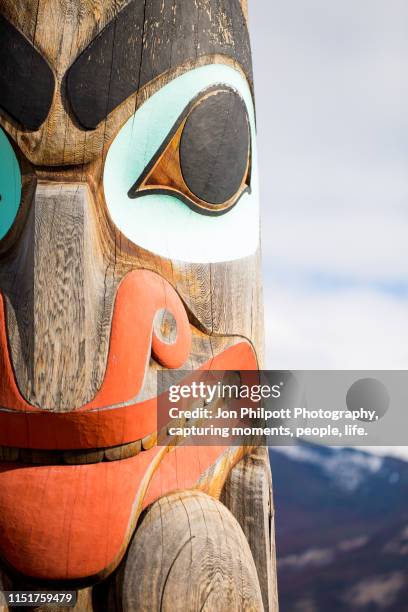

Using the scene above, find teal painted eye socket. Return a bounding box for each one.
[0,127,21,240]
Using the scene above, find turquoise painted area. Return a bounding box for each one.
[0,127,21,240]
[104,65,259,263]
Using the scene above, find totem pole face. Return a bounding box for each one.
[0,0,262,583]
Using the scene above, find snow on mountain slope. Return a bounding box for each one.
[270,443,408,611]
[272,444,383,491]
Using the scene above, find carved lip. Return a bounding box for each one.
[0,444,235,581]
[0,269,258,452]
[0,342,258,582]
[0,368,245,464]
[0,434,155,466]
[0,342,255,451]
[0,269,190,450]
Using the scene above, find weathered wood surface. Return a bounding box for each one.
[221,447,279,612]
[0,14,54,130]
[0,0,251,166]
[66,0,252,130]
[4,183,113,410]
[0,0,262,407]
[100,491,264,611]
[0,0,276,605]
[0,568,94,612]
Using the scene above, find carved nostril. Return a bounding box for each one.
[153,309,178,345]
[94,269,191,405]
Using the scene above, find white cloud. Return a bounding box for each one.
[262,211,408,283]
[250,0,408,222]
[263,283,408,461]
[249,1,408,462]
[264,282,408,370]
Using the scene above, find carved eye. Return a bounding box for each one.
[128,89,251,215]
[103,65,259,263]
[0,127,21,240]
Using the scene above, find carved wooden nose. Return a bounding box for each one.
[2,182,190,412]
[3,182,108,410]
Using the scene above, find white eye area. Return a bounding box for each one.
[103,65,259,263]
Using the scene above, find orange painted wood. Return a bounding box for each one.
[0,270,191,412]
[0,341,255,449]
[0,444,230,580]
[0,289,257,582]
[0,270,195,449]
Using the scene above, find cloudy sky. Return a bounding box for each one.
[249,0,408,373]
[247,0,406,582]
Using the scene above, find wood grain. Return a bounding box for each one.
[0,14,54,130]
[0,567,94,612]
[221,447,279,611]
[241,0,249,20]
[0,0,276,605]
[66,0,252,130]
[2,183,114,410]
[0,0,252,166]
[101,491,264,611]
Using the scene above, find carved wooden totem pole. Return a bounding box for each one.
[0,1,278,610]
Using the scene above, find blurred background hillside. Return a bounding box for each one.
[249,1,408,609]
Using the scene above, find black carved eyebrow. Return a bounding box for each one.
[66,0,253,131]
[0,14,55,131]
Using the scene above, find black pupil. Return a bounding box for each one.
[179,91,249,206]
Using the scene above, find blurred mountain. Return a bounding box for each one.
[270,444,408,611]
